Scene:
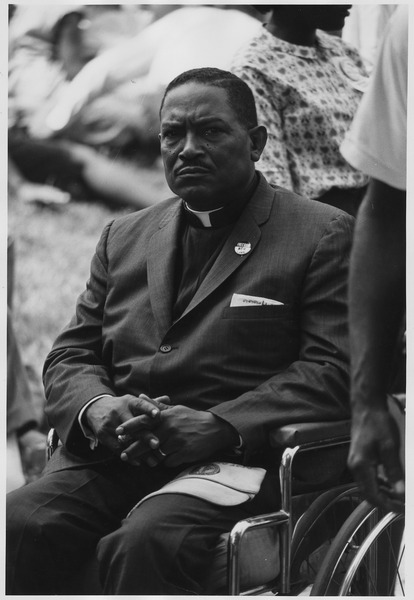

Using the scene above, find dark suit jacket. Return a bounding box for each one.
[43,174,354,470]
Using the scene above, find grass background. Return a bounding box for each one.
[8,193,132,427]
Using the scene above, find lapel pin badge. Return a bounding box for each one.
[234,242,251,255]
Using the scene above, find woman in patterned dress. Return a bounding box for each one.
[231,5,370,216]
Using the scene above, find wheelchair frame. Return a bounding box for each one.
[228,419,355,595]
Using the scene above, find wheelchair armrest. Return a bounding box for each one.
[269,420,351,449]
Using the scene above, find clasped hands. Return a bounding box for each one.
[84,393,239,468]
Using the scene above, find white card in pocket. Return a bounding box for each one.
[230,293,284,307]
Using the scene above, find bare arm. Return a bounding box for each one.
[348,179,405,510]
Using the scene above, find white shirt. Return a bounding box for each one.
[341,6,408,191]
[341,4,398,73]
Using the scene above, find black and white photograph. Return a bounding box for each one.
[4,3,409,596]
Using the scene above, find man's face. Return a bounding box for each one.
[160,82,257,210]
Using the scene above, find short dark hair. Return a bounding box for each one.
[159,67,258,130]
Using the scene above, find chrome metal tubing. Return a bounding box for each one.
[338,511,403,596]
[228,511,289,595]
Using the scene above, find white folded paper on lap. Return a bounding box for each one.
[127,462,266,517]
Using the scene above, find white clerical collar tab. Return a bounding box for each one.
[184,202,225,228]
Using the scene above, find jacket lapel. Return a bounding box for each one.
[181,175,275,318]
[147,200,182,337]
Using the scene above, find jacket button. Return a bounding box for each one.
[160,344,172,353]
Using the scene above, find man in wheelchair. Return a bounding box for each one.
[7,67,354,595]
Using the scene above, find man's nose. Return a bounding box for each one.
[178,132,203,160]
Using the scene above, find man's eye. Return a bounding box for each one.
[162,129,179,140]
[203,128,221,137]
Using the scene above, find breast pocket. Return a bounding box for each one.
[221,305,299,369]
[222,305,292,320]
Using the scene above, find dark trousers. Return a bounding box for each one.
[7,459,273,595]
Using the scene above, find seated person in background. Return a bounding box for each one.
[7,309,46,490]
[8,4,169,209]
[7,68,353,595]
[231,4,369,216]
[30,6,262,152]
[8,4,145,130]
[7,238,46,490]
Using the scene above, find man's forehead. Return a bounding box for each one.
[161,82,231,120]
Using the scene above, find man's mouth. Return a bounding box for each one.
[175,166,210,177]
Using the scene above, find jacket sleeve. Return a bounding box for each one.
[209,211,354,451]
[43,220,115,449]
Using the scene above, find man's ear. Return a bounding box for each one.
[249,125,267,162]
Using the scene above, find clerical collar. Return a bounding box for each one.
[183,175,259,228]
[183,203,231,228]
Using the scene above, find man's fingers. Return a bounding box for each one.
[154,395,172,407]
[132,394,162,418]
[376,436,405,507]
[117,394,173,436]
[351,462,377,499]
[391,480,405,498]
[350,458,388,509]
[120,440,142,466]
[119,431,161,463]
[101,435,123,456]
[116,396,162,436]
[128,393,172,419]
[380,447,405,496]
[351,459,404,512]
[119,434,160,453]
[116,414,155,436]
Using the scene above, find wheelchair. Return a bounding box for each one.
[223,419,361,595]
[310,500,405,596]
[47,418,361,595]
[310,393,406,597]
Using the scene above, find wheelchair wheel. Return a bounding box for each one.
[289,483,361,593]
[338,511,405,596]
[310,501,404,596]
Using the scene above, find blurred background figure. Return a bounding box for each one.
[8,5,262,210]
[7,310,46,491]
[231,5,369,216]
[8,4,170,209]
[8,5,144,130]
[8,156,71,207]
[341,5,407,512]
[341,4,398,74]
[37,5,261,152]
[7,238,46,492]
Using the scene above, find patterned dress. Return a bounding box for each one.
[232,26,370,199]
